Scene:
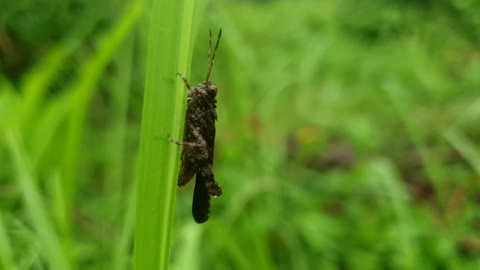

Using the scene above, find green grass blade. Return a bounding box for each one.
[108,28,136,270]
[17,3,109,128]
[18,39,80,127]
[443,129,480,176]
[105,32,134,196]
[112,180,137,270]
[5,129,71,270]
[0,212,18,270]
[134,0,198,269]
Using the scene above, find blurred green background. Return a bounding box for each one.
[1,0,480,269]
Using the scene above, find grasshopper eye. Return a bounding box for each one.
[207,83,217,95]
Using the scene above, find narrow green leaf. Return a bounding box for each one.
[5,129,72,270]
[0,212,18,270]
[134,0,198,269]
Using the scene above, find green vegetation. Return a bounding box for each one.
[1,0,480,269]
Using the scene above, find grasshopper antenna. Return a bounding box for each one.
[205,29,222,82]
[207,30,212,76]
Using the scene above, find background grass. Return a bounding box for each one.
[1,0,480,269]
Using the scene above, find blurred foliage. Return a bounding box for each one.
[1,0,480,269]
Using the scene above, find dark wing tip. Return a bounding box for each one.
[192,176,211,223]
[193,209,209,224]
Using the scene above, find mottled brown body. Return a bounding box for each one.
[169,29,222,223]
